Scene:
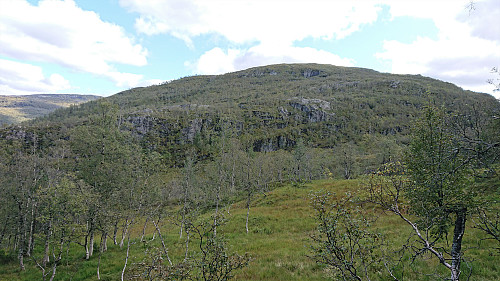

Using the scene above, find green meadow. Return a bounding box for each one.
[1,178,498,281]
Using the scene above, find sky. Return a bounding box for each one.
[0,0,499,99]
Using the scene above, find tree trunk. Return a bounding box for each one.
[48,231,65,281]
[0,215,9,248]
[179,218,184,239]
[14,231,19,252]
[450,208,467,281]
[48,263,58,281]
[42,220,52,267]
[85,234,90,260]
[246,188,251,234]
[89,229,95,258]
[113,220,119,245]
[120,217,129,248]
[103,232,108,252]
[141,217,148,242]
[214,186,220,236]
[26,202,36,257]
[0,230,5,249]
[97,234,104,280]
[230,157,236,193]
[85,216,95,260]
[151,219,172,265]
[344,164,351,180]
[184,229,190,261]
[180,182,189,239]
[17,203,26,270]
[121,232,131,281]
[18,249,25,271]
[8,234,13,251]
[246,200,250,234]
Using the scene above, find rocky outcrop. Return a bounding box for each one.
[182,118,203,142]
[2,126,27,141]
[278,106,289,119]
[253,135,294,152]
[288,97,333,122]
[252,110,277,120]
[126,115,155,136]
[390,80,401,88]
[302,69,320,78]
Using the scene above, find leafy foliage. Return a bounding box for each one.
[310,191,382,280]
[405,105,474,239]
[0,64,499,280]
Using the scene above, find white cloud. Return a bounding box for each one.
[120,0,381,45]
[458,0,500,42]
[0,0,148,89]
[122,0,367,76]
[137,79,167,87]
[193,44,355,75]
[376,0,500,98]
[0,59,70,95]
[105,72,144,88]
[195,48,241,74]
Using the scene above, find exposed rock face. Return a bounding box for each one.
[3,126,27,141]
[278,106,289,118]
[125,105,215,145]
[0,126,40,147]
[127,115,154,136]
[122,96,335,154]
[288,97,333,122]
[252,110,276,120]
[390,80,401,88]
[182,118,203,142]
[293,98,331,110]
[302,69,320,78]
[253,135,294,152]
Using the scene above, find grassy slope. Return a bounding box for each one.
[1,178,498,281]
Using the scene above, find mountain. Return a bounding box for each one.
[1,64,499,281]
[38,63,499,167]
[0,94,100,126]
[2,63,498,172]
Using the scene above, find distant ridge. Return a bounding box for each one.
[0,94,100,126]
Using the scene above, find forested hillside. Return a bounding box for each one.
[0,64,499,280]
[40,64,498,169]
[0,94,100,126]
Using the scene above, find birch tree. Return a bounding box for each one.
[364,104,496,281]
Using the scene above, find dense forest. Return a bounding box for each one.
[0,64,499,280]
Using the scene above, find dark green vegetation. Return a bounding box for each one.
[0,94,100,126]
[0,63,499,280]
